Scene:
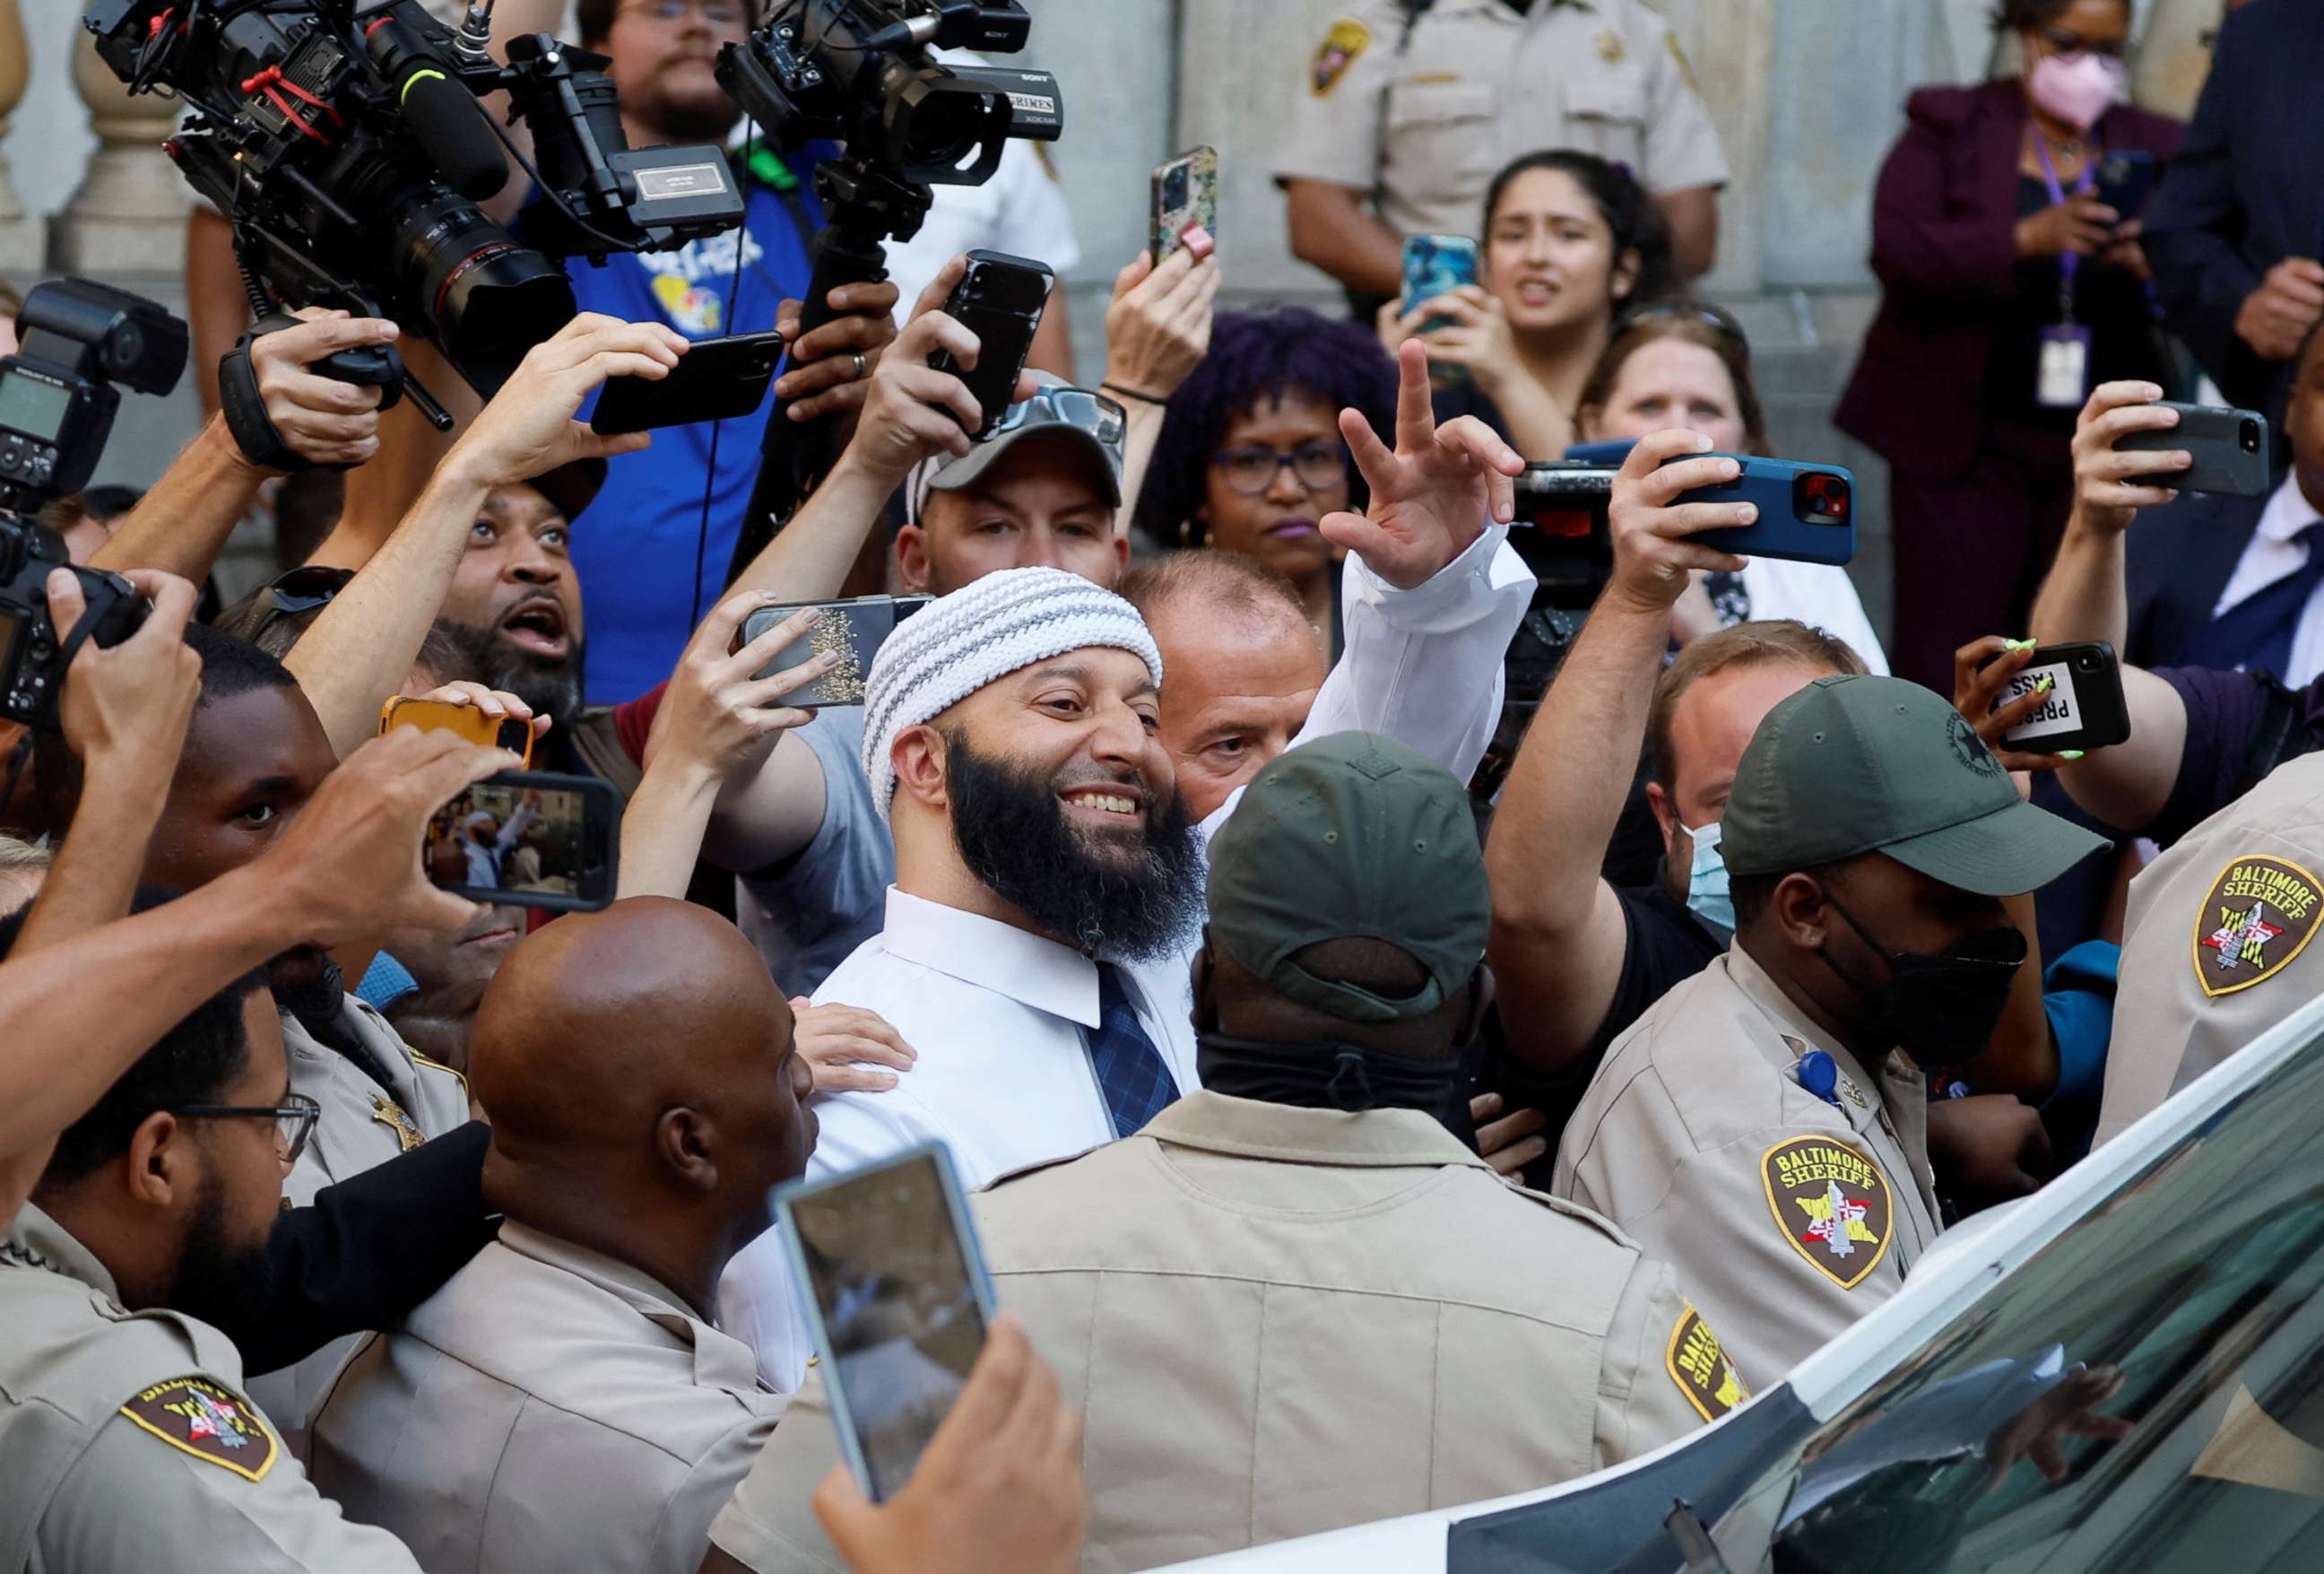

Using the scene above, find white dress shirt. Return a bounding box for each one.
[1739,560,1890,675]
[2209,476,2324,688]
[718,522,1534,1387]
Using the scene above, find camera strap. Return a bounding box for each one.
[219,316,406,474]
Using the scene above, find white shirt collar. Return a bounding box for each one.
[877,886,1103,1029]
[2253,474,2324,546]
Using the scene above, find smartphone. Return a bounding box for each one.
[588,330,785,435]
[2115,402,2273,497]
[1674,455,1858,567]
[1981,641,2131,753]
[378,696,534,767]
[1400,234,1479,319]
[926,250,1054,441]
[423,770,618,912]
[776,1143,997,1503]
[1149,145,1218,263]
[739,594,933,707]
[2093,149,2157,223]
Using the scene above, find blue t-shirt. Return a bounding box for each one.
[549,163,824,702]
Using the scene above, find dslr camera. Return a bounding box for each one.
[84,0,745,396]
[0,280,186,728]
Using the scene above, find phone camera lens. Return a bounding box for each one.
[2240,420,2260,454]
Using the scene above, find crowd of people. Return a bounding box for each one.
[4,0,2323,1570]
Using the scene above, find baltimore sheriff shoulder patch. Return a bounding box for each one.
[1311,17,1372,96]
[1665,1305,1748,1422]
[1761,1135,1893,1290]
[119,1376,278,1481]
[2193,854,2323,998]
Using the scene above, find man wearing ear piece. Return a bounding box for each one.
[1554,674,2108,1388]
[705,733,1739,1574]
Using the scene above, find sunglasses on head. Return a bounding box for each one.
[244,565,353,644]
[1616,300,1753,362]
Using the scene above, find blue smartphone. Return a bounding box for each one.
[775,1143,998,1502]
[1400,233,1478,320]
[1675,455,1857,566]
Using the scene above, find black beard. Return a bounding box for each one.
[436,620,585,735]
[945,732,1204,964]
[167,1172,282,1338]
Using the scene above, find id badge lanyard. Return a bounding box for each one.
[2034,135,2095,409]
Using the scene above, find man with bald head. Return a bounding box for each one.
[308,899,813,1574]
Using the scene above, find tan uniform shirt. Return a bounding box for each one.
[254,996,474,1440]
[1553,946,1943,1390]
[1273,0,1730,241]
[2096,751,2324,1149]
[307,1222,783,1574]
[0,1204,421,1574]
[710,1091,1742,1574]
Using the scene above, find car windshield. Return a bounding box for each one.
[1736,1032,2324,1574]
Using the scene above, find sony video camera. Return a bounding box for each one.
[83,0,745,396]
[0,280,187,728]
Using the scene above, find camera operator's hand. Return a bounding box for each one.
[258,726,516,942]
[1322,339,1524,590]
[2068,381,2183,536]
[1955,636,2077,775]
[643,588,835,785]
[444,313,688,490]
[47,567,201,787]
[1601,429,1752,614]
[837,258,1035,487]
[237,308,399,472]
[774,280,903,424]
[1102,237,1218,404]
[812,1316,1087,1574]
[2014,194,2119,260]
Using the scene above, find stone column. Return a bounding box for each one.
[0,0,43,273]
[56,29,189,274]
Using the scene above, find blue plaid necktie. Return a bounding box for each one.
[1084,963,1176,1138]
[2181,522,2324,680]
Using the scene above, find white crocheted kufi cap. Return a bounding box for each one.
[860,566,1164,820]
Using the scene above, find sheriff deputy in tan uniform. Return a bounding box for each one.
[0,973,421,1572]
[707,734,1744,1574]
[308,899,808,1574]
[1555,676,2107,1388]
[1276,0,1731,306]
[2095,750,2324,1149]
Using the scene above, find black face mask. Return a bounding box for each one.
[1817,894,2026,1063]
[1195,1030,1466,1135]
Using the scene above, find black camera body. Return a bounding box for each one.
[0,521,147,728]
[85,0,745,396]
[0,278,186,515]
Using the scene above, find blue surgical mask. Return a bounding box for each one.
[1685,819,1735,935]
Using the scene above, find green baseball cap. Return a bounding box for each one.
[1721,674,2107,896]
[1207,732,1489,1023]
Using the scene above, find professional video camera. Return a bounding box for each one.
[717,0,1063,559]
[83,0,746,402]
[0,280,188,728]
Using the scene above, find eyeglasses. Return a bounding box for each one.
[990,385,1127,449]
[1210,441,1348,497]
[2038,27,2127,61]
[170,1093,322,1167]
[1616,300,1752,361]
[244,564,353,645]
[619,0,748,27]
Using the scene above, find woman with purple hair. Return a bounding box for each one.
[1131,307,1398,652]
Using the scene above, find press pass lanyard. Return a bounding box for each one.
[2034,135,2098,408]
[2034,135,2096,326]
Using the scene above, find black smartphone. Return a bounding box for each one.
[2093,149,2157,223]
[1982,641,2131,754]
[738,594,932,707]
[926,249,1053,441]
[776,1144,998,1502]
[1673,455,1858,567]
[2116,402,2272,497]
[423,770,619,911]
[588,330,785,435]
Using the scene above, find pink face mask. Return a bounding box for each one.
[2026,48,2125,134]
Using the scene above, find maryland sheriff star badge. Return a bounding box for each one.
[1761,1135,1893,1290]
[2193,854,2322,998]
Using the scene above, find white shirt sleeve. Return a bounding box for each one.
[1202,520,1534,838]
[1738,560,1891,676]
